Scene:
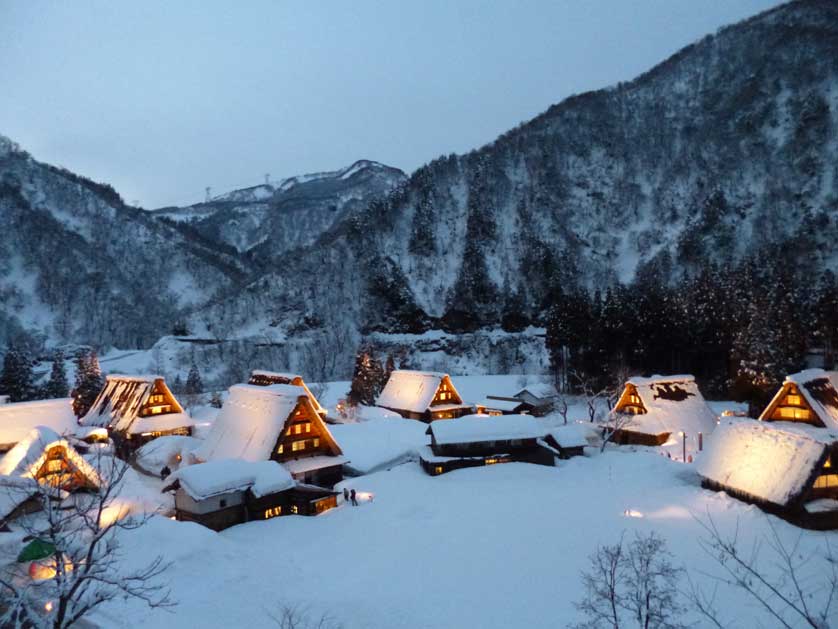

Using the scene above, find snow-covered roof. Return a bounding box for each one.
[548,424,590,449]
[429,414,547,446]
[615,375,717,437]
[194,384,341,463]
[0,476,39,520]
[81,374,190,434]
[761,369,838,429]
[376,370,454,414]
[478,398,525,412]
[171,459,294,501]
[0,426,101,488]
[282,455,348,476]
[696,419,831,509]
[514,383,556,400]
[0,398,77,446]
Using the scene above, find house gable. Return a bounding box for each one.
[270,397,342,463]
[761,381,826,427]
[613,383,647,416]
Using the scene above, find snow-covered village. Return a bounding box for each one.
[2,1,838,627]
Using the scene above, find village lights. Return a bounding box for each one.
[44,601,53,613]
[623,509,644,518]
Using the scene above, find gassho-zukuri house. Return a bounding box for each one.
[697,418,838,530]
[758,368,838,427]
[419,414,586,476]
[163,459,338,531]
[193,383,346,488]
[0,398,78,452]
[377,370,472,422]
[609,375,717,449]
[247,370,327,417]
[80,375,194,448]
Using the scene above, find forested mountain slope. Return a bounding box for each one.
[0,135,246,348]
[198,0,838,359]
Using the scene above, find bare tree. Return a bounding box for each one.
[570,371,630,452]
[571,531,685,629]
[554,393,570,425]
[268,604,342,629]
[0,451,174,628]
[688,513,838,629]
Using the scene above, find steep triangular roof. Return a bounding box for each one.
[194,384,341,462]
[81,375,192,435]
[612,374,717,437]
[697,419,834,510]
[759,369,838,429]
[377,370,462,414]
[248,370,326,415]
[0,426,101,489]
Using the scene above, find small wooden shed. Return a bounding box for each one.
[377,370,472,422]
[419,414,555,476]
[474,396,534,416]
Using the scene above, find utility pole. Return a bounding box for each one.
[264,173,270,186]
[205,186,211,203]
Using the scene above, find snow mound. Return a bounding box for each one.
[136,435,202,476]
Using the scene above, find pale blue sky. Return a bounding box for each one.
[0,0,783,208]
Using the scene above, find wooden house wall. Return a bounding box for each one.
[271,401,333,461]
[761,383,823,427]
[609,429,669,447]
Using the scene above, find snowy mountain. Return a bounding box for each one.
[0,136,246,349]
[193,0,838,376]
[152,160,406,257]
[3,0,838,382]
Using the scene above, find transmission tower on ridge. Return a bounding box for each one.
[265,173,270,186]
[205,186,211,203]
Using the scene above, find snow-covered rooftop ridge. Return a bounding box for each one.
[0,398,77,446]
[229,383,308,399]
[784,368,838,385]
[172,459,294,500]
[627,374,696,386]
[697,418,830,508]
[250,370,302,380]
[515,383,556,399]
[376,370,451,414]
[105,374,162,383]
[429,414,546,445]
[478,398,523,412]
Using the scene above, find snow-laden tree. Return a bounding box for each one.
[185,362,203,395]
[71,350,104,418]
[0,453,173,628]
[347,345,384,407]
[0,345,36,402]
[43,350,69,400]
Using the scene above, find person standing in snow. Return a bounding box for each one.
[350,489,358,506]
[343,487,349,503]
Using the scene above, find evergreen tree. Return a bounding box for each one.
[185,362,203,395]
[172,374,183,394]
[72,349,104,417]
[0,345,35,402]
[347,345,381,407]
[44,349,69,399]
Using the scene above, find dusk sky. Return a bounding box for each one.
[1,0,783,208]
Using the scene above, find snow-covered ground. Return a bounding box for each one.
[90,446,837,628]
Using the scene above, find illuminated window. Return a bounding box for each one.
[291,505,299,514]
[779,407,810,420]
[292,440,306,452]
[277,444,284,454]
[485,458,498,465]
[786,394,802,406]
[814,474,838,489]
[434,466,443,475]
[304,422,311,433]
[264,506,282,519]
[313,438,320,448]
[826,457,833,469]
